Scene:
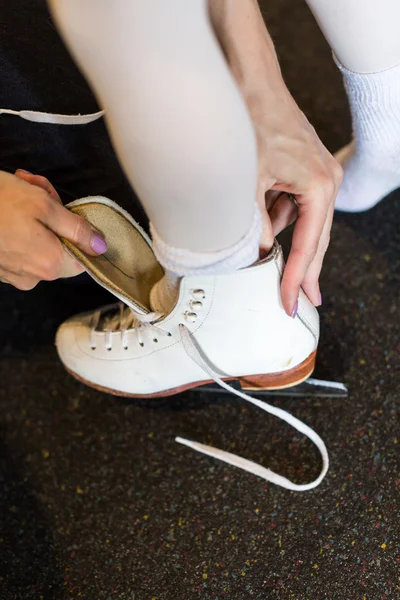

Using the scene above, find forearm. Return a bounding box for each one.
[208,0,283,96]
[208,0,307,167]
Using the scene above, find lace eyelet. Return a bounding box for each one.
[191,289,206,300]
[107,347,112,352]
[189,300,203,310]
[91,346,96,351]
[123,346,128,351]
[167,332,172,337]
[153,338,158,343]
[139,342,144,347]
[185,311,198,324]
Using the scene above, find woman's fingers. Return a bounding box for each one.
[14,170,63,204]
[301,201,334,306]
[0,268,39,290]
[41,199,108,257]
[59,254,86,278]
[257,181,275,252]
[15,169,107,258]
[268,192,298,237]
[280,186,329,315]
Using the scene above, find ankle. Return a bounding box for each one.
[149,205,262,278]
[149,206,262,314]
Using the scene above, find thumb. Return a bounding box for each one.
[40,200,108,257]
[15,170,107,256]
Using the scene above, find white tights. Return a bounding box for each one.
[49,0,400,244]
[48,0,259,256]
[305,0,400,73]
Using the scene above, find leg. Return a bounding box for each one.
[306,0,400,211]
[306,0,400,74]
[52,0,326,489]
[48,0,260,268]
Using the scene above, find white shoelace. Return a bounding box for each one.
[93,304,329,492]
[90,303,171,350]
[0,107,104,125]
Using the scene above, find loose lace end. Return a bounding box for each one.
[177,324,329,492]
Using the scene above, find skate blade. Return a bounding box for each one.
[195,377,348,398]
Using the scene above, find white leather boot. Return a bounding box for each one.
[56,197,328,491]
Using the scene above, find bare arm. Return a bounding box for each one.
[209,0,281,87]
[208,0,343,314]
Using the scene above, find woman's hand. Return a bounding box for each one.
[248,86,343,314]
[210,0,343,315]
[0,170,107,290]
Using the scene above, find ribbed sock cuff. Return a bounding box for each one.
[150,206,262,277]
[334,54,400,147]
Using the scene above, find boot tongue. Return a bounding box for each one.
[62,197,164,313]
[96,305,122,330]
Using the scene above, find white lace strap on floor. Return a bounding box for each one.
[177,324,329,492]
[0,107,104,125]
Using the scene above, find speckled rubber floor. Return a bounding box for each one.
[0,1,399,599]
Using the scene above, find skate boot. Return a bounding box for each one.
[57,196,329,491]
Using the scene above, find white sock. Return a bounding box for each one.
[150,206,262,314]
[334,58,400,212]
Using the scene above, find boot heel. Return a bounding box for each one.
[239,350,317,391]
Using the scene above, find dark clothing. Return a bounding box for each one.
[0,0,146,223]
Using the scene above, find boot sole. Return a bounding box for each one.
[64,350,316,398]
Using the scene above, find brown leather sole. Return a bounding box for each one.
[65,350,317,399]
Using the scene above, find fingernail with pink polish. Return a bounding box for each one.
[17,169,32,174]
[318,293,322,306]
[291,300,299,319]
[91,232,107,254]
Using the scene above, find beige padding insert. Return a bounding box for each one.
[62,203,164,312]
